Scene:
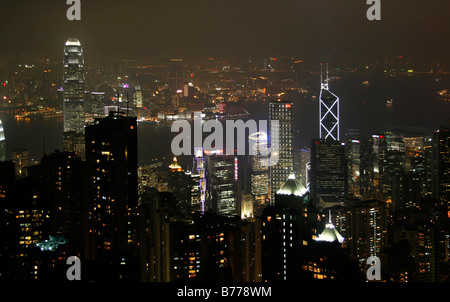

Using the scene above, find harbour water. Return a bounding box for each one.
[1,73,449,168]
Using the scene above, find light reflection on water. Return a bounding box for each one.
[0,73,449,167]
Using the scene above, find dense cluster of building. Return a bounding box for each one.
[0,39,449,282]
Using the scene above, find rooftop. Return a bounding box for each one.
[276,174,308,197]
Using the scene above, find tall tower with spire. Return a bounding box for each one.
[63,38,85,159]
[319,63,340,141]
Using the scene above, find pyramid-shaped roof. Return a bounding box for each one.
[277,174,308,197]
[315,212,344,243]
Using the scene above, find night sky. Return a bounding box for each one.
[0,0,449,63]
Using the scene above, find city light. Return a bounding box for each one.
[0,0,448,290]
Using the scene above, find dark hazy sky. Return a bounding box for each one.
[0,0,449,63]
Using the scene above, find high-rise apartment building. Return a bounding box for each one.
[36,151,84,239]
[333,199,388,269]
[84,111,138,266]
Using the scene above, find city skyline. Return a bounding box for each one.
[0,0,449,293]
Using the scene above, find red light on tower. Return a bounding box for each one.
[285,103,291,108]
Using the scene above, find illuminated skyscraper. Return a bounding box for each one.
[206,152,240,217]
[63,38,85,158]
[191,147,207,214]
[319,64,339,141]
[432,129,450,210]
[249,132,269,215]
[0,119,5,162]
[269,99,294,202]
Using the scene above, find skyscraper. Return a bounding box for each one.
[310,138,347,209]
[206,152,240,217]
[63,38,85,159]
[377,132,406,201]
[338,199,388,269]
[432,129,450,210]
[190,147,207,214]
[249,132,269,215]
[84,111,138,268]
[36,151,84,240]
[0,119,5,162]
[168,157,191,216]
[319,64,340,141]
[269,99,294,202]
[261,174,311,281]
[344,131,374,200]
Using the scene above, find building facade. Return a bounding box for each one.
[269,99,294,202]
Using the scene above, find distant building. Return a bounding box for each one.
[169,61,184,94]
[133,85,143,108]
